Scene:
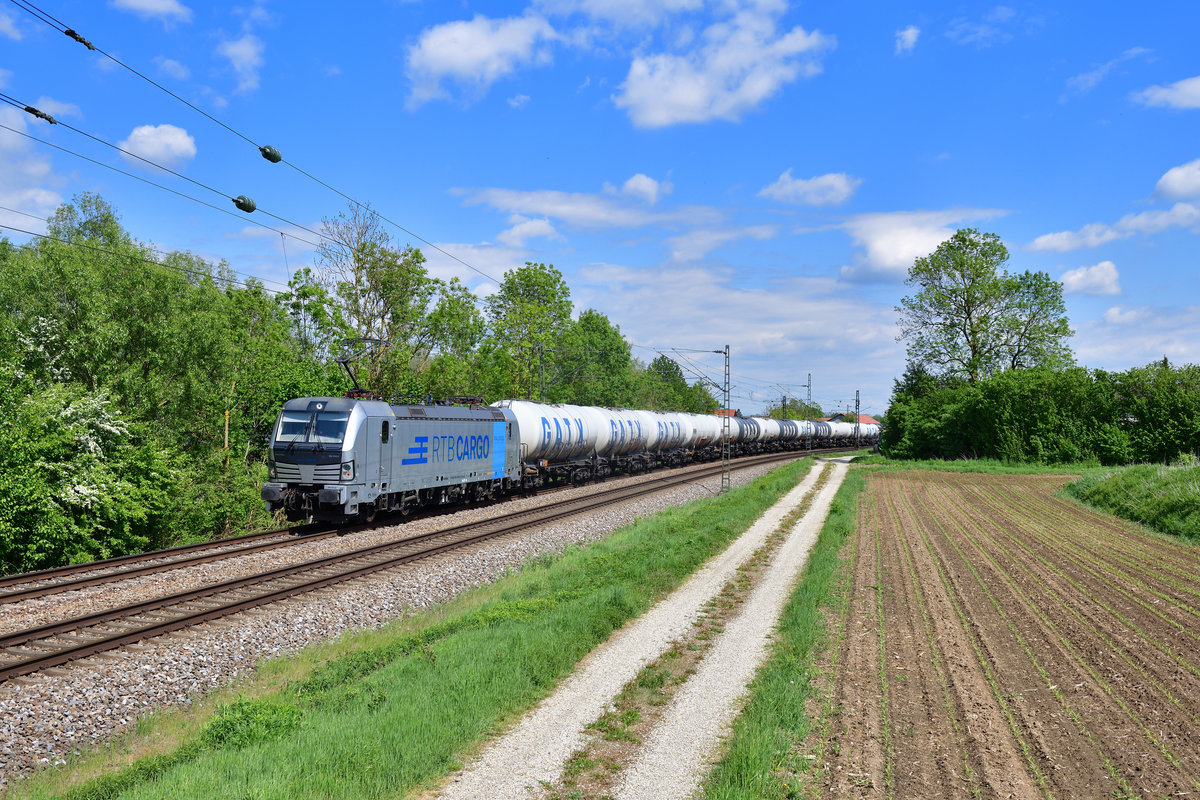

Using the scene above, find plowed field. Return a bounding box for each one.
[821,470,1200,798]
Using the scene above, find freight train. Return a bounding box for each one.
[260,397,880,523]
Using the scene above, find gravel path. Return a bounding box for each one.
[615,459,847,800]
[0,460,782,788]
[437,459,843,800]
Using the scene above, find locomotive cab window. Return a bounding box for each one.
[274,410,351,445]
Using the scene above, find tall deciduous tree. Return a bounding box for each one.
[483,262,573,399]
[896,228,1072,382]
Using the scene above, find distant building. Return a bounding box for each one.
[714,408,741,417]
[828,413,882,425]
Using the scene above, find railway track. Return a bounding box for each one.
[0,449,849,682]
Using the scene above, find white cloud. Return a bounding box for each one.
[1030,222,1122,252]
[154,56,191,80]
[1061,261,1121,296]
[621,173,670,205]
[533,0,702,28]
[758,169,861,206]
[1,11,21,40]
[33,97,81,120]
[507,94,531,108]
[458,186,719,229]
[1156,158,1200,200]
[1072,304,1200,368]
[571,262,901,411]
[945,6,1031,48]
[0,107,63,235]
[666,224,776,261]
[497,216,562,247]
[1134,75,1200,109]
[839,208,1007,281]
[117,124,197,169]
[111,0,192,23]
[1031,202,1200,251]
[406,14,557,108]
[895,25,919,55]
[1064,46,1151,95]
[216,34,265,93]
[612,5,833,128]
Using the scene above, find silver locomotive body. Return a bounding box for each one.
[262,397,520,523]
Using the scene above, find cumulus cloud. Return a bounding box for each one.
[758,169,861,206]
[1031,202,1200,251]
[895,25,919,55]
[507,93,531,108]
[117,124,197,169]
[666,224,776,261]
[620,173,671,205]
[111,0,192,23]
[406,14,557,107]
[217,34,265,93]
[1,10,21,39]
[1061,261,1121,296]
[154,56,190,80]
[496,216,562,247]
[612,4,833,128]
[1156,158,1200,199]
[839,208,1006,281]
[1064,46,1151,96]
[1134,75,1200,109]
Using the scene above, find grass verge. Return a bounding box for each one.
[11,459,813,800]
[1062,457,1200,539]
[852,454,1088,475]
[699,467,866,799]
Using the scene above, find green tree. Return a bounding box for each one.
[547,309,634,406]
[482,262,573,399]
[896,228,1073,382]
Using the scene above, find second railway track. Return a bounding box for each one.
[0,451,832,683]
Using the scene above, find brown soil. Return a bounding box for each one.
[818,470,1200,799]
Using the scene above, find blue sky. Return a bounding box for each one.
[1,0,1197,416]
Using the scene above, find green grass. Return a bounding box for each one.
[13,459,814,800]
[1063,457,1200,539]
[852,453,1089,475]
[700,469,867,799]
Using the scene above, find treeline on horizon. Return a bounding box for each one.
[882,227,1200,467]
[882,362,1200,465]
[0,194,752,574]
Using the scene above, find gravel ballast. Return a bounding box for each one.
[0,460,784,788]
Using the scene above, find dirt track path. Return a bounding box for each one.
[821,470,1200,798]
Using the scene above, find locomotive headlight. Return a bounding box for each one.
[341,461,355,481]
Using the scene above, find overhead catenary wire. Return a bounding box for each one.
[0,222,292,295]
[0,121,323,250]
[7,0,504,286]
[0,92,338,246]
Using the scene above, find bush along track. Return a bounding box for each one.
[806,469,1200,798]
[9,460,814,800]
